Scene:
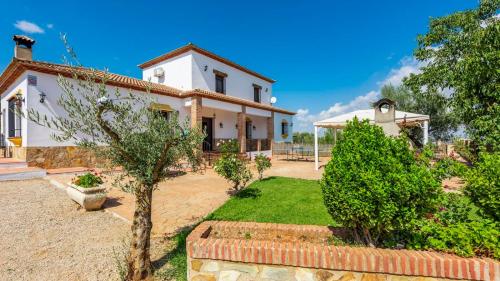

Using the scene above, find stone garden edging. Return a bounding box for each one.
[187,221,499,281]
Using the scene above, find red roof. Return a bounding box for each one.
[0,59,294,115]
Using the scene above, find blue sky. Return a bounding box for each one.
[0,0,478,131]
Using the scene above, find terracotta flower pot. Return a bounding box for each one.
[66,183,107,211]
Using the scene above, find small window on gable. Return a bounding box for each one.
[213,70,227,94]
[253,84,261,103]
[281,120,288,136]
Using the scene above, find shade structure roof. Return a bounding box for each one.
[313,109,429,128]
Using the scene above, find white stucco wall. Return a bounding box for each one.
[142,52,193,90]
[248,115,268,139]
[191,51,273,103]
[200,107,269,141]
[201,107,238,139]
[202,98,242,113]
[23,71,189,147]
[274,112,293,143]
[142,50,274,105]
[0,73,29,146]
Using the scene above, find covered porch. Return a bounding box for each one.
[186,96,274,157]
[313,107,430,170]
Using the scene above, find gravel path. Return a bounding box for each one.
[0,179,129,281]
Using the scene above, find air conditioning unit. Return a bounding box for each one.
[153,67,164,77]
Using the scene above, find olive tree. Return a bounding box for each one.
[26,41,203,280]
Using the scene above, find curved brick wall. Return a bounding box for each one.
[187,221,499,281]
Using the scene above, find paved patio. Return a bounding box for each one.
[48,157,328,236]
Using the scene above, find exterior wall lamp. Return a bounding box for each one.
[219,122,223,128]
[39,92,47,103]
[15,91,25,103]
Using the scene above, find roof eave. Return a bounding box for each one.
[0,59,26,94]
[187,89,295,115]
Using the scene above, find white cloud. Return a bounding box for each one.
[47,23,54,29]
[294,57,423,132]
[14,20,45,34]
[378,57,422,87]
[294,91,379,132]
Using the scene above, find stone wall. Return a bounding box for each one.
[25,146,106,169]
[189,258,456,281]
[10,146,27,160]
[187,221,499,281]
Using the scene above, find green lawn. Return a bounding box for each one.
[207,176,335,226]
[156,176,334,281]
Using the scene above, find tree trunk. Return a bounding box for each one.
[126,185,154,281]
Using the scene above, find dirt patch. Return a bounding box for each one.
[208,224,350,245]
[0,179,129,281]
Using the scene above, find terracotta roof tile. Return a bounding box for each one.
[0,59,294,115]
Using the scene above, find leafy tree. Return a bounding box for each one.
[381,84,458,144]
[404,0,500,151]
[321,118,442,246]
[293,132,314,144]
[292,130,340,145]
[26,40,203,280]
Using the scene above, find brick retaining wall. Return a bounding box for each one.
[187,221,499,281]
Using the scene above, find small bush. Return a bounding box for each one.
[409,219,499,258]
[464,152,500,221]
[254,154,272,180]
[72,172,103,188]
[453,139,477,162]
[321,118,442,246]
[214,140,252,191]
[408,193,499,259]
[432,157,468,181]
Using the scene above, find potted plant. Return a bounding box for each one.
[66,172,106,211]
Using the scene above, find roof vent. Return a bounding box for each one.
[13,35,35,61]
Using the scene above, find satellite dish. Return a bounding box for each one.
[270,97,277,104]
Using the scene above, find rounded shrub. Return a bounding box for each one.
[320,118,442,246]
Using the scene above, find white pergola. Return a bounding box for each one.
[313,109,430,170]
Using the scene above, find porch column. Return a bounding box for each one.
[237,106,246,153]
[423,120,429,145]
[190,96,202,129]
[267,112,274,152]
[333,128,337,146]
[314,125,319,170]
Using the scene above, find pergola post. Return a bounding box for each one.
[314,125,319,171]
[423,120,429,145]
[333,128,337,145]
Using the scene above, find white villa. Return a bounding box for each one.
[0,35,295,168]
